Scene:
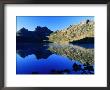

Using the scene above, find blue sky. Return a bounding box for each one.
[16,16,94,32]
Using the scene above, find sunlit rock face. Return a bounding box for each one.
[49,20,94,44]
[48,43,94,65]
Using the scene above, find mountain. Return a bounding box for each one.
[16,20,94,44]
[48,20,94,43]
[16,26,53,43]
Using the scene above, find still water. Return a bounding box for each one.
[16,43,94,74]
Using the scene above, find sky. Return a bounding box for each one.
[16,16,94,32]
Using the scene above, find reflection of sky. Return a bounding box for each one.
[16,16,94,31]
[16,54,83,74]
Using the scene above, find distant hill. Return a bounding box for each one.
[16,26,53,43]
[48,20,94,43]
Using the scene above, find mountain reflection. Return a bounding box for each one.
[49,62,94,74]
[16,43,94,74]
[16,43,52,59]
[17,43,94,65]
[48,43,94,65]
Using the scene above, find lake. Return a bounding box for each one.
[16,43,94,74]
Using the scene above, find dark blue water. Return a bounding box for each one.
[16,43,94,74]
[73,43,94,48]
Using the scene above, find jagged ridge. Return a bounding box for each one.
[16,26,53,43]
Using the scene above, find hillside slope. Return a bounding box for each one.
[49,20,94,43]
